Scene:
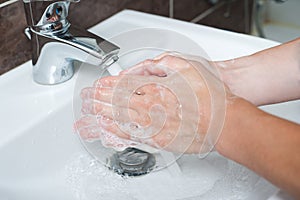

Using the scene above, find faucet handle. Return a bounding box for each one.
[36,1,75,35]
[24,0,79,35]
[37,1,70,26]
[23,0,120,85]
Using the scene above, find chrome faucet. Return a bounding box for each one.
[23,0,120,85]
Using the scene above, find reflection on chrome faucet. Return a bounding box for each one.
[23,0,120,85]
[38,1,68,26]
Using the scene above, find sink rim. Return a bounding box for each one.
[1,9,296,200]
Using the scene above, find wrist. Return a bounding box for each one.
[216,95,300,198]
[215,97,262,161]
[216,38,300,106]
[216,57,263,106]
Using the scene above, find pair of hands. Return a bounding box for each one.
[75,39,300,198]
[74,53,232,154]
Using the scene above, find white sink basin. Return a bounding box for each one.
[0,10,299,200]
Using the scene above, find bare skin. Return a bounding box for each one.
[216,38,300,198]
[217,38,300,106]
[217,98,300,198]
[75,38,300,198]
[76,54,228,154]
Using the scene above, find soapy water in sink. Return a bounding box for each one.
[64,152,261,200]
[74,60,266,199]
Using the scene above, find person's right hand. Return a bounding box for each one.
[75,53,233,155]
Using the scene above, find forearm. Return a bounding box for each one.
[217,38,300,106]
[216,98,300,198]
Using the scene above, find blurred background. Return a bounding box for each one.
[0,0,299,74]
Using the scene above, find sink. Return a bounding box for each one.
[0,10,299,200]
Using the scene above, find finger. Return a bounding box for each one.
[74,115,97,130]
[81,87,115,103]
[100,120,155,144]
[120,52,182,76]
[77,125,102,141]
[155,52,204,63]
[93,54,190,89]
[81,86,145,112]
[82,98,146,124]
[81,99,111,115]
[81,86,134,105]
[93,75,147,89]
[153,54,191,72]
[97,116,170,152]
[74,116,102,140]
[81,99,115,117]
[93,76,119,88]
[154,53,218,79]
[82,84,159,125]
[124,54,191,76]
[120,59,167,77]
[99,122,131,140]
[74,114,131,142]
[153,52,180,60]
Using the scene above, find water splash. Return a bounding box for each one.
[64,153,130,200]
[64,152,265,200]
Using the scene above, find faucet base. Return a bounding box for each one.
[32,58,75,85]
[23,0,120,85]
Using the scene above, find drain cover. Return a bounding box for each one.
[108,147,156,176]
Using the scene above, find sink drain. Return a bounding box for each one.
[108,147,156,176]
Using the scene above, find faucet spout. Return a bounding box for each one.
[23,0,120,85]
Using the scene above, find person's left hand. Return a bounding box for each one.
[74,53,229,154]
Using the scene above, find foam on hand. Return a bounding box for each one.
[100,125,159,153]
[96,128,159,153]
[107,62,123,76]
